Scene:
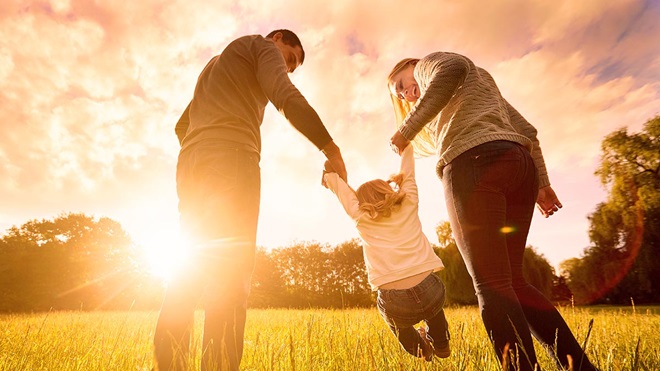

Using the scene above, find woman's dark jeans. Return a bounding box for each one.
[377,273,450,358]
[442,140,596,371]
[154,142,261,371]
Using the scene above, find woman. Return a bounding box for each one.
[387,52,597,371]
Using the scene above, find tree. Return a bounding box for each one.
[0,213,153,311]
[326,239,372,307]
[249,247,288,307]
[522,246,554,298]
[271,241,333,307]
[264,240,373,308]
[434,222,476,305]
[564,116,660,304]
[551,275,573,303]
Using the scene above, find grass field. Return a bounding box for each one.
[0,305,658,370]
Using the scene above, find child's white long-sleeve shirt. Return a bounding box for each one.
[324,145,444,290]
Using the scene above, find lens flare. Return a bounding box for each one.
[138,232,191,283]
[500,226,516,234]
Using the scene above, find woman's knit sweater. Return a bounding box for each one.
[399,52,550,187]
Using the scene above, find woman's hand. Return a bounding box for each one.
[536,186,562,218]
[390,130,410,155]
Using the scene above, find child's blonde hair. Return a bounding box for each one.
[356,173,407,220]
[388,58,437,158]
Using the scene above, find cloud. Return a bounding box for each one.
[492,49,659,167]
[1,0,658,268]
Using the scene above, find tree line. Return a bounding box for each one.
[0,214,163,312]
[0,214,557,312]
[250,225,558,309]
[1,116,657,312]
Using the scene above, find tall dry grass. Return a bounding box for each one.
[0,306,658,370]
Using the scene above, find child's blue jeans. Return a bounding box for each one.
[376,272,450,357]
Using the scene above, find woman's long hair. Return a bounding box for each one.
[356,173,406,220]
[388,58,437,158]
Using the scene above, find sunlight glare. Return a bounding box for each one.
[138,232,190,283]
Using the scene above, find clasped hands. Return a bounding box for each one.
[390,130,410,155]
[321,141,347,188]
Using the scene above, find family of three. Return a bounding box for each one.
[153,29,598,371]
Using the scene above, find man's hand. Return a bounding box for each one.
[323,160,335,173]
[390,130,410,155]
[321,140,347,183]
[536,185,562,218]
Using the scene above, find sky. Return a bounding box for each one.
[1,0,658,272]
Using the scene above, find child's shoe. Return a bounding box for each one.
[416,327,434,362]
[433,341,451,358]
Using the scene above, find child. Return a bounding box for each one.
[322,143,450,361]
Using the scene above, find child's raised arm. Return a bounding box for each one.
[399,143,415,177]
[398,144,419,203]
[321,160,335,188]
[322,162,361,220]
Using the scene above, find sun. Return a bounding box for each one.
[137,232,191,282]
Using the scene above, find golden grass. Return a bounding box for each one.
[0,306,658,370]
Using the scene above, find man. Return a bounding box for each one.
[154,29,347,371]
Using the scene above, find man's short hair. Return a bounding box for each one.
[266,29,305,64]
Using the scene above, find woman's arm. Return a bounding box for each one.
[505,100,550,188]
[399,53,470,141]
[505,100,561,216]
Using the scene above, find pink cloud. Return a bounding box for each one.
[1,0,657,269]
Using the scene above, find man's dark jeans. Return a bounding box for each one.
[154,142,261,371]
[442,140,596,371]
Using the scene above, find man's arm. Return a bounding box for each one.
[254,40,347,181]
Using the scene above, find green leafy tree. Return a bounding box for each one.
[251,240,373,308]
[434,222,476,305]
[271,241,332,307]
[564,116,660,304]
[0,213,147,311]
[522,246,554,298]
[249,247,288,307]
[326,239,372,307]
[551,275,574,303]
